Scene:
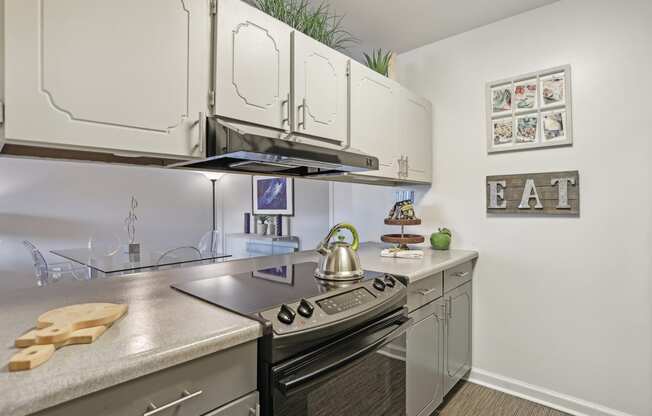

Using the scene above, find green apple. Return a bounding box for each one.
[430,228,452,250]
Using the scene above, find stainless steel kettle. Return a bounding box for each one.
[314,223,363,281]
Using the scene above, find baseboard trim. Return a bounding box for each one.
[467,368,634,416]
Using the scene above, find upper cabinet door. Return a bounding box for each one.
[348,61,400,178]
[4,0,209,158]
[399,88,433,183]
[291,31,348,144]
[214,0,291,131]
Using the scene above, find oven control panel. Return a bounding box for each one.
[317,287,376,315]
[259,274,405,336]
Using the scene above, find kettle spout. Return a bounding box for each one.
[316,241,331,256]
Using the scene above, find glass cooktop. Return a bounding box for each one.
[171,262,384,317]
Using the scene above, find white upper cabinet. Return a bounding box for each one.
[3,0,209,158]
[398,88,433,183]
[214,0,291,131]
[291,31,348,144]
[348,60,401,179]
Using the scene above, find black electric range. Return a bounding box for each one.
[172,261,409,416]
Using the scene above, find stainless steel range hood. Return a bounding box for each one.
[170,117,379,176]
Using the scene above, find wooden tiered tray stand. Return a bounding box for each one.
[381,218,425,249]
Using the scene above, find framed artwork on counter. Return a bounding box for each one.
[486,65,572,153]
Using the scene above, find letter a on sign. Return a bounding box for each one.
[518,179,543,209]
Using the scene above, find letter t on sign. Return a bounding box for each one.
[551,177,576,209]
[488,181,507,209]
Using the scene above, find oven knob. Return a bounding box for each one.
[297,299,314,318]
[277,304,296,325]
[373,278,386,291]
[384,275,396,288]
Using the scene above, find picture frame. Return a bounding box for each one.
[252,176,294,216]
[252,264,294,285]
[486,65,572,153]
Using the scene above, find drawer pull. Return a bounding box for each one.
[454,271,469,278]
[144,390,203,416]
[418,288,438,296]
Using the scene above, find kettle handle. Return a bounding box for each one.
[322,223,360,251]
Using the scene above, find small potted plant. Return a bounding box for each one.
[363,48,393,77]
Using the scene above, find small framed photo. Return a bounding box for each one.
[252,265,294,285]
[491,84,512,115]
[492,117,514,146]
[252,176,294,216]
[515,114,538,144]
[514,79,537,111]
[540,72,565,107]
[542,109,567,141]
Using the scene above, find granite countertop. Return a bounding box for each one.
[0,243,476,416]
[0,251,318,416]
[356,242,479,282]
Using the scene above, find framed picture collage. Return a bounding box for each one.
[486,65,572,153]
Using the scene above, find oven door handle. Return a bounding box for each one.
[276,317,411,395]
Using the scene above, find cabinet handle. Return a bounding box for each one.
[281,94,290,127]
[297,98,307,129]
[418,288,437,296]
[191,112,205,156]
[143,390,203,416]
[398,156,405,178]
[455,271,469,278]
[447,297,452,319]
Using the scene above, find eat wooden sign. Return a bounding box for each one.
[486,171,579,216]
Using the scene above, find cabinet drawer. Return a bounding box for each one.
[407,272,443,312]
[205,391,259,416]
[444,261,473,293]
[36,341,257,416]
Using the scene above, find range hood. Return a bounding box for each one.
[170,117,379,176]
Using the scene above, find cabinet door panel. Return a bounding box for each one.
[399,88,433,183]
[4,0,209,158]
[215,0,291,130]
[407,310,444,416]
[445,282,472,394]
[348,61,400,178]
[292,31,348,143]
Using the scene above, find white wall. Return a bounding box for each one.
[393,0,651,415]
[0,158,330,291]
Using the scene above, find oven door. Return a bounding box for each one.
[271,309,410,416]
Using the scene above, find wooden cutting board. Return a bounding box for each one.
[8,302,127,372]
[34,303,127,344]
[15,325,109,348]
[9,326,108,372]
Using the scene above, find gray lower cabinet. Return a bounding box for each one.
[444,281,473,394]
[405,261,474,415]
[407,299,444,416]
[35,341,258,416]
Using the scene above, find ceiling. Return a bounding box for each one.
[325,0,558,59]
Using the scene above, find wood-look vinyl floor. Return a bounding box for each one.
[435,382,571,416]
